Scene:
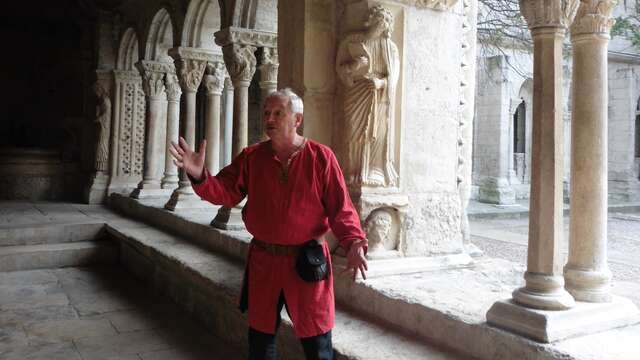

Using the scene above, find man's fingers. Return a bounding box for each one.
[171,141,185,156]
[199,139,207,153]
[173,159,184,169]
[359,264,367,280]
[168,145,183,161]
[178,136,191,152]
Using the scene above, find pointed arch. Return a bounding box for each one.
[182,0,222,50]
[144,8,175,61]
[117,28,139,70]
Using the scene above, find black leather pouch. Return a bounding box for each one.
[296,239,329,282]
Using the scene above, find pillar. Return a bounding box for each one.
[131,61,171,198]
[258,47,279,140]
[565,0,617,302]
[161,73,181,190]
[164,48,210,210]
[487,0,639,343]
[203,61,225,175]
[211,28,259,230]
[222,76,234,167]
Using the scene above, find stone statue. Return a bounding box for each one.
[365,208,395,253]
[93,82,111,172]
[337,5,400,188]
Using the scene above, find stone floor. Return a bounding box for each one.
[469,211,640,308]
[0,266,242,360]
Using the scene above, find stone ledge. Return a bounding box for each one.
[105,200,462,359]
[108,194,640,360]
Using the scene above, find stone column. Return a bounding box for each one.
[212,28,259,229]
[164,48,210,210]
[487,0,639,343]
[222,76,234,167]
[203,61,225,175]
[258,47,279,140]
[512,0,578,312]
[131,61,172,198]
[564,0,616,302]
[161,73,181,190]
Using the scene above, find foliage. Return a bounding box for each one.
[611,2,640,51]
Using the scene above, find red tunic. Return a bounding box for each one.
[191,139,365,338]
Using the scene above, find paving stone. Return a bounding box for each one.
[74,330,173,360]
[101,310,162,333]
[0,283,69,311]
[0,269,58,286]
[0,305,78,327]
[0,324,29,350]
[0,341,82,360]
[24,318,116,345]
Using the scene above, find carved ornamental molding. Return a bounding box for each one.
[221,43,257,84]
[174,58,207,93]
[164,73,182,102]
[214,27,277,48]
[113,70,141,82]
[203,61,226,95]
[570,0,617,37]
[519,0,581,30]
[259,47,279,85]
[393,0,458,10]
[136,61,167,98]
[168,46,221,63]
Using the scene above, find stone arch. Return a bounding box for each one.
[144,7,176,61]
[117,28,139,70]
[182,0,222,50]
[218,0,276,31]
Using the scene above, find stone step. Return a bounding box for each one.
[0,241,118,272]
[0,221,106,246]
[106,222,465,360]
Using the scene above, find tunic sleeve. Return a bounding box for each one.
[190,149,248,207]
[321,149,367,251]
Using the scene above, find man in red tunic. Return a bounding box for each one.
[169,88,368,360]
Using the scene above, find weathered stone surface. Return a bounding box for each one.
[0,342,82,360]
[24,319,117,345]
[74,330,172,359]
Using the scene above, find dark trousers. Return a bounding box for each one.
[248,293,334,360]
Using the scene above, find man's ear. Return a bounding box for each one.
[295,113,303,127]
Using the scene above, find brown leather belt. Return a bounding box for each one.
[251,238,301,256]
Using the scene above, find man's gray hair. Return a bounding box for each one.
[266,88,304,115]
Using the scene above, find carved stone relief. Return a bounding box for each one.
[394,0,459,10]
[174,58,207,93]
[336,5,400,189]
[365,207,400,255]
[93,81,111,172]
[259,47,279,85]
[204,61,226,95]
[165,73,182,102]
[570,0,616,36]
[222,43,258,84]
[519,0,580,29]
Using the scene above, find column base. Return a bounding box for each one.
[84,172,109,204]
[161,178,179,190]
[332,252,473,278]
[486,296,640,343]
[565,267,613,303]
[164,189,213,211]
[130,187,173,199]
[211,205,245,230]
[478,177,516,205]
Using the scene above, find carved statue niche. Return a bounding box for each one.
[364,207,400,258]
[336,5,400,189]
[93,82,112,173]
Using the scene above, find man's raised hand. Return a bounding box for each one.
[169,137,206,181]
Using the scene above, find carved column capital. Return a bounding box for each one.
[570,0,617,37]
[259,47,279,87]
[203,61,226,96]
[221,43,257,86]
[175,58,207,93]
[519,0,581,30]
[168,47,219,93]
[164,73,182,102]
[136,60,171,99]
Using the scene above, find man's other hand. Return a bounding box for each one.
[341,239,368,281]
[169,137,206,181]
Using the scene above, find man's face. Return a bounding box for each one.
[263,96,301,141]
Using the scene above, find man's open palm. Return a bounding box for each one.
[169,137,206,181]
